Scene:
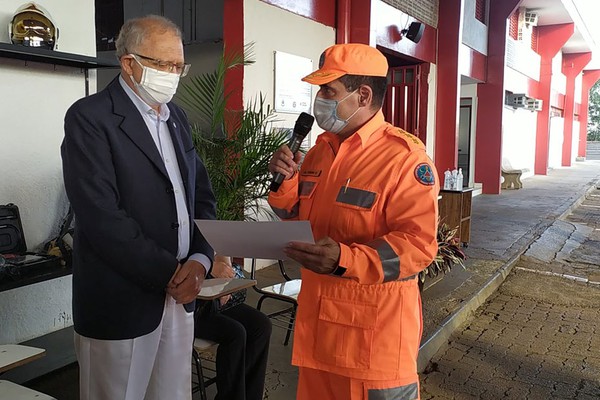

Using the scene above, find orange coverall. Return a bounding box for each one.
[268,111,439,399]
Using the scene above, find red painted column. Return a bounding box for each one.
[336,0,371,44]
[223,0,244,111]
[474,0,521,194]
[561,52,591,166]
[579,70,600,158]
[534,23,574,175]
[434,0,464,173]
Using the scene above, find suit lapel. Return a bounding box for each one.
[166,116,192,198]
[108,78,169,179]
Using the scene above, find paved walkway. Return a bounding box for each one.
[421,185,600,399]
[419,161,600,367]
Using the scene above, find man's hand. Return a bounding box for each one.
[212,255,235,279]
[219,294,232,306]
[212,255,234,305]
[268,145,302,180]
[283,237,341,275]
[167,259,206,304]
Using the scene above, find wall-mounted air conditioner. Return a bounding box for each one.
[524,11,538,27]
[517,8,537,42]
[506,93,527,108]
[525,98,543,112]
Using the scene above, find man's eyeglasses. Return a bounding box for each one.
[131,53,191,77]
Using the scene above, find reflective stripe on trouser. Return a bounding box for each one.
[297,367,420,400]
[75,296,194,400]
[367,383,419,400]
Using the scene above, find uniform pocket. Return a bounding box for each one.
[314,297,378,369]
[331,186,380,242]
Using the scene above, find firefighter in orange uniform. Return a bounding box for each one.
[268,43,439,400]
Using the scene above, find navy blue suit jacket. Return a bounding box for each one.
[61,77,216,340]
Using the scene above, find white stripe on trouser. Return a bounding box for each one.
[75,295,194,400]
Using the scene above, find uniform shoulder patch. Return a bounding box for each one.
[414,163,435,185]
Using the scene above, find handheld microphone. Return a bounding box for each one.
[270,112,314,192]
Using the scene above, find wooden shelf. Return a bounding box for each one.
[439,188,473,245]
[0,42,119,69]
[0,258,70,293]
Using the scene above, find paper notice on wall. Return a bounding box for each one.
[274,51,313,114]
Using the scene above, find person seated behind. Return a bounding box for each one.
[195,255,272,400]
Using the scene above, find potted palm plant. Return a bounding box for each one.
[178,45,290,221]
[418,220,467,290]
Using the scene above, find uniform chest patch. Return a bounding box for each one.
[414,163,435,186]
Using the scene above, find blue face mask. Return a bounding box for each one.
[313,90,359,133]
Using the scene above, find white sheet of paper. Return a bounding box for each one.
[194,220,314,260]
[197,278,257,300]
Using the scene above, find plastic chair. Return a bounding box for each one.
[250,259,301,346]
[191,338,218,400]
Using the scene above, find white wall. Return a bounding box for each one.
[0,277,72,343]
[551,53,566,95]
[0,0,95,343]
[462,0,488,55]
[502,106,537,178]
[505,38,540,82]
[572,120,580,163]
[243,0,335,148]
[548,116,565,169]
[575,73,583,103]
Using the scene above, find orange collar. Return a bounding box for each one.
[353,110,386,147]
[319,110,387,150]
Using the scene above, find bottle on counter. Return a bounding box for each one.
[443,169,452,190]
[450,169,458,190]
[455,168,463,190]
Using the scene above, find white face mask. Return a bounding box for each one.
[313,90,359,133]
[130,56,180,107]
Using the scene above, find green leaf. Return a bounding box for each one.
[178,43,292,221]
[418,218,468,286]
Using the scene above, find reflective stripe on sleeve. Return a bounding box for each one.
[335,187,376,209]
[271,203,299,219]
[366,238,400,282]
[368,382,419,400]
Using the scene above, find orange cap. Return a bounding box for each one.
[302,43,388,85]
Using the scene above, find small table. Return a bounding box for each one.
[0,380,56,399]
[438,188,473,246]
[197,278,256,300]
[0,345,45,374]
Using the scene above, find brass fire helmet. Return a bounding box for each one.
[9,2,59,50]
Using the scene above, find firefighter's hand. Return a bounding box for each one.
[284,237,340,274]
[268,145,302,180]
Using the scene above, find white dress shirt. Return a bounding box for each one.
[119,76,209,273]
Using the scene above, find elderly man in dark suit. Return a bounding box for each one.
[61,15,215,400]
